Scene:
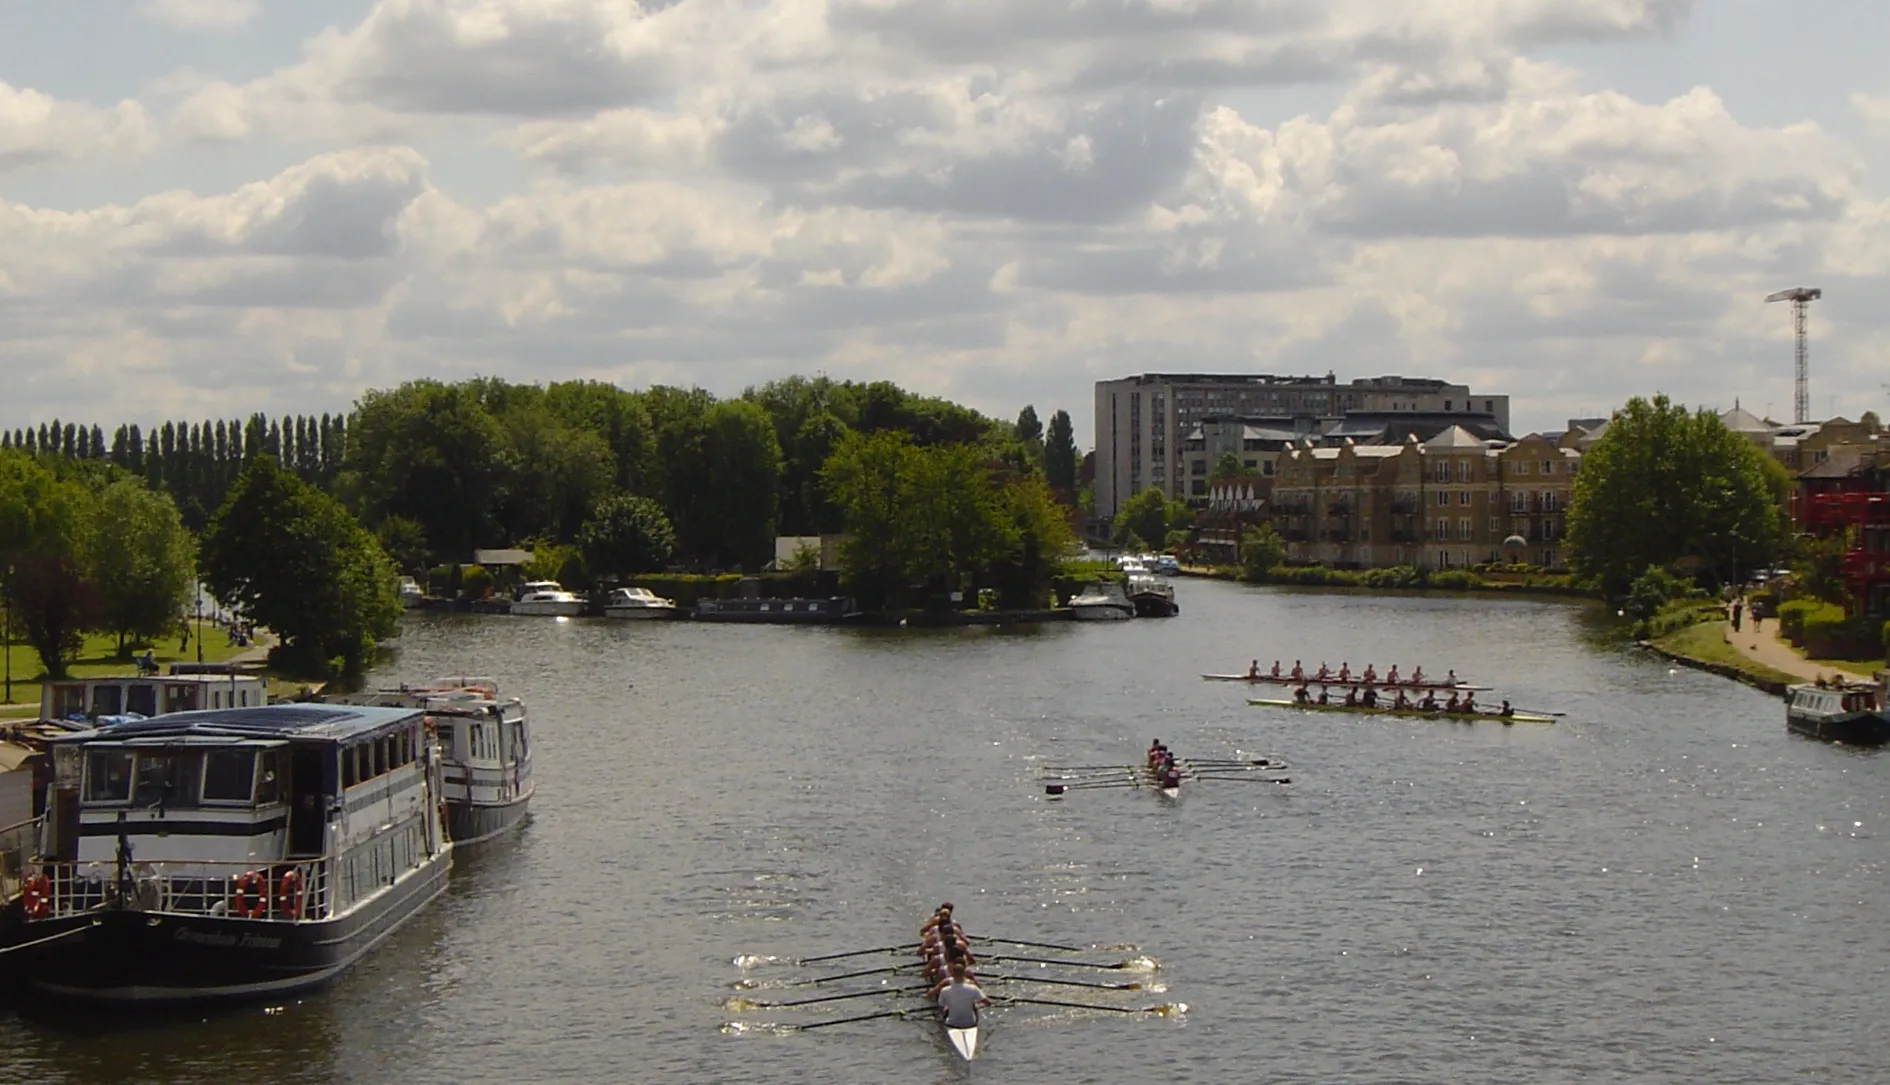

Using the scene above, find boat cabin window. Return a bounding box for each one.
[257,749,283,804]
[52,684,87,720]
[91,685,123,716]
[509,717,529,760]
[84,750,135,803]
[202,749,258,803]
[163,684,199,714]
[126,683,158,716]
[133,751,200,807]
[436,723,457,758]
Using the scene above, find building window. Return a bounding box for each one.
[1457,517,1471,541]
[1263,461,1274,476]
[1435,491,1450,507]
[1488,516,1500,533]
[1459,490,1472,505]
[1514,460,1532,475]
[1434,519,1448,540]
[1544,550,1556,567]
[1542,492,1558,512]
[1445,400,1453,411]
[1457,460,1472,482]
[1485,400,1494,413]
[1461,550,1471,567]
[1435,462,1451,483]
[1541,460,1554,475]
[1191,479,1207,495]
[1244,459,1258,469]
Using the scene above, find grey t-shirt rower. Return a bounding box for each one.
[936,981,984,1028]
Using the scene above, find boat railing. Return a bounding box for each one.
[27,858,333,923]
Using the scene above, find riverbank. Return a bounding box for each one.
[1179,564,1592,599]
[1646,615,1882,697]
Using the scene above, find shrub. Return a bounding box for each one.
[1800,608,1878,659]
[1624,564,1702,621]
[459,564,493,598]
[1427,570,1481,591]
[1777,598,1838,645]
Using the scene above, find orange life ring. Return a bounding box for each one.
[22,873,51,920]
[231,870,267,918]
[275,869,305,920]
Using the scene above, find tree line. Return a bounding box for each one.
[4,376,1089,678]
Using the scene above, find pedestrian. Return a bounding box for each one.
[1731,599,1743,632]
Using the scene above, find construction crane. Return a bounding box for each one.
[1765,286,1821,423]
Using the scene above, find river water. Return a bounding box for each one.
[3,578,1886,1084]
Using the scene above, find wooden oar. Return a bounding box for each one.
[749,984,927,1008]
[987,954,1140,969]
[986,973,1143,991]
[1045,782,1152,795]
[1187,774,1292,784]
[993,995,1149,1013]
[970,936,1096,953]
[1178,758,1282,767]
[786,963,917,986]
[794,1008,922,1031]
[1515,708,1566,717]
[801,943,915,964]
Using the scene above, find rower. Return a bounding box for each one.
[1291,659,1304,680]
[1461,693,1477,713]
[1387,664,1401,684]
[1393,689,1410,709]
[1420,691,1438,710]
[1147,738,1164,761]
[1410,665,1425,683]
[920,902,954,937]
[1444,692,1461,712]
[1294,684,1312,705]
[933,961,989,1025]
[1446,669,1458,685]
[1338,661,1351,681]
[1361,687,1378,708]
[1270,660,1282,677]
[1343,688,1358,706]
[1159,762,1182,789]
[1248,660,1260,679]
[1317,687,1330,705]
[1362,664,1376,683]
[1499,700,1513,717]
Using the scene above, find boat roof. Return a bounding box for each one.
[54,704,424,745]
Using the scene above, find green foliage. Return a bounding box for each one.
[1793,532,1848,605]
[987,474,1077,609]
[459,563,493,598]
[1044,410,1079,494]
[342,380,510,562]
[497,401,616,544]
[1238,523,1287,580]
[90,478,196,657]
[201,456,399,676]
[521,542,588,590]
[1213,451,1244,479]
[578,493,676,578]
[1632,598,1723,640]
[1624,564,1704,621]
[1113,488,1189,551]
[0,450,103,678]
[375,516,430,578]
[1798,608,1880,659]
[1014,405,1044,446]
[1776,598,1833,644]
[1567,394,1790,599]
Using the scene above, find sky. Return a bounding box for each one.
[1,0,1887,445]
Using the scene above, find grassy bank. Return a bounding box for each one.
[1648,622,1798,691]
[1,629,254,718]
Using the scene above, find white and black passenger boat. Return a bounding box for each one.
[13,703,452,1005]
[327,678,534,846]
[1785,682,1890,746]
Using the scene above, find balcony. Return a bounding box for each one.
[1390,496,1418,515]
[1327,500,1352,516]
[1390,529,1419,543]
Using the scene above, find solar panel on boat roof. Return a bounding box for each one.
[88,704,416,740]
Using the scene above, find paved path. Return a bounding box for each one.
[1718,617,1865,684]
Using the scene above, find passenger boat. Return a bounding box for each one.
[1068,582,1135,621]
[325,678,534,845]
[40,672,267,722]
[601,586,678,619]
[1127,575,1179,618]
[1785,683,1890,745]
[510,581,584,617]
[1203,672,1488,691]
[1249,697,1554,725]
[12,703,452,1005]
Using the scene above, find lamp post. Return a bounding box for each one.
[2,563,11,706]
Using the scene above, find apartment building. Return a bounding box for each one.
[1271,427,1578,571]
[1093,372,1510,518]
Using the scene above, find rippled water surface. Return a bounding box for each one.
[4,579,1887,1084]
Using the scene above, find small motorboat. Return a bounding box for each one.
[1068,582,1135,621]
[511,581,584,617]
[602,586,678,620]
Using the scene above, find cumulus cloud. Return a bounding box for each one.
[0,83,153,172]
[13,0,1890,435]
[139,0,262,31]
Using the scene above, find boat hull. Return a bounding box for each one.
[1250,697,1554,725]
[15,854,450,1006]
[448,789,534,846]
[511,601,583,617]
[1072,605,1135,621]
[1787,711,1890,746]
[947,1024,979,1060]
[1131,594,1179,618]
[602,607,674,620]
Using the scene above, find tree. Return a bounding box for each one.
[1044,410,1079,494]
[1213,451,1244,478]
[202,456,400,675]
[1014,405,1044,445]
[578,494,676,577]
[1114,488,1180,550]
[342,380,510,562]
[375,516,431,578]
[1566,395,1790,599]
[1239,522,1287,581]
[988,474,1075,609]
[496,402,616,543]
[0,450,101,678]
[90,478,195,656]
